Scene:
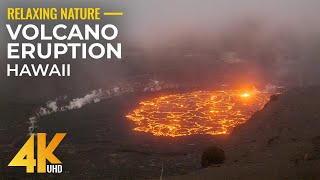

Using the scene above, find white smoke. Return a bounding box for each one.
[27,80,178,135]
[47,101,58,112]
[67,89,103,109]
[264,84,286,93]
[27,89,103,135]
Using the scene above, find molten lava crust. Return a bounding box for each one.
[126,90,271,137]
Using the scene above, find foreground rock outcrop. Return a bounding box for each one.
[201,146,225,167]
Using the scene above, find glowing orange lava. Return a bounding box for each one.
[126,90,271,137]
[241,93,250,97]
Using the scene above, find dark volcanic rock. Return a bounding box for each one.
[201,146,225,167]
[269,94,280,102]
[169,86,320,179]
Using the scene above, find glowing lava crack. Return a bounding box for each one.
[126,90,271,137]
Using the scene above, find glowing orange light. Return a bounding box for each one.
[126,90,271,137]
[241,93,250,97]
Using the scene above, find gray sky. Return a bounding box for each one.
[1,0,320,91]
[117,0,320,43]
[1,0,320,42]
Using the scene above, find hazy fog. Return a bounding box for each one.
[1,0,320,100]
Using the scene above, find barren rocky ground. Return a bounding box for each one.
[1,87,320,179]
[170,86,320,179]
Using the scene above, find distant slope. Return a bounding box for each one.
[169,86,320,179]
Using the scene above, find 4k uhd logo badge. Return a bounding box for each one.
[8,133,66,173]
